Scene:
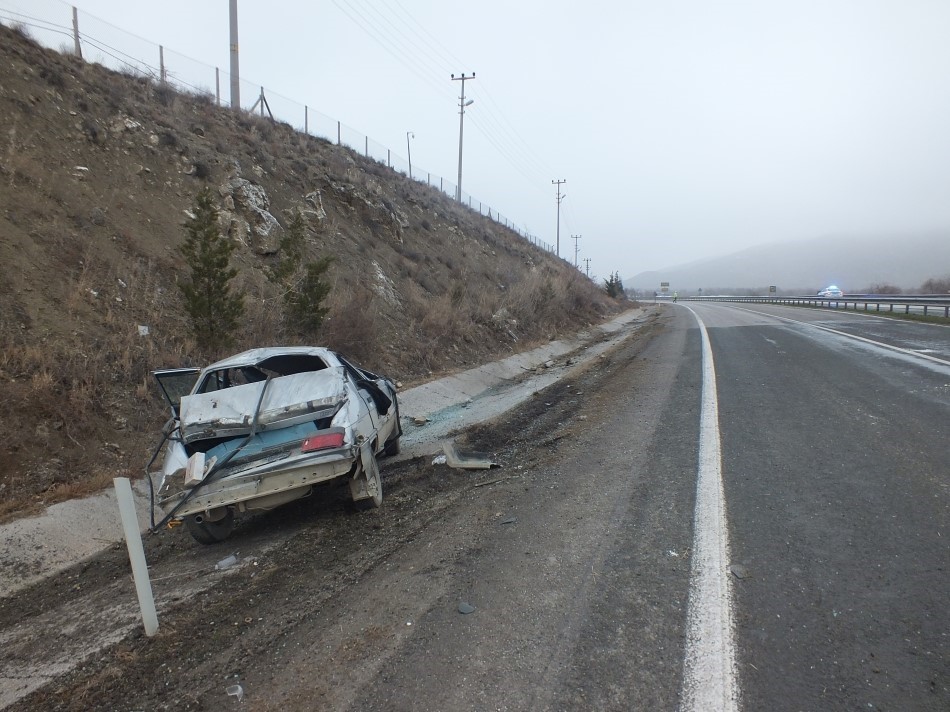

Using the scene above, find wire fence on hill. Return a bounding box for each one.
[0,0,555,254]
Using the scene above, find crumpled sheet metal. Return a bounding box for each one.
[441,441,497,470]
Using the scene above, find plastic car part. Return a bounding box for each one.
[350,442,383,510]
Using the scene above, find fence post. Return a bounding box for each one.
[387,149,390,167]
[72,6,82,58]
[215,67,220,105]
[365,136,368,156]
[159,46,166,84]
[337,121,341,145]
[305,105,308,134]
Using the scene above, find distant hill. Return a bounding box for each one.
[628,232,950,294]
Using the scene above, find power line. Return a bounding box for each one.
[331,0,558,194]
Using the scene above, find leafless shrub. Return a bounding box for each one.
[153,82,176,107]
[39,63,67,88]
[321,284,378,364]
[192,161,211,179]
[192,88,215,106]
[10,22,32,39]
[920,276,950,294]
[865,283,903,294]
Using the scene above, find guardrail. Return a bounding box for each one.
[682,295,950,318]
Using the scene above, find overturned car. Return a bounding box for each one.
[149,347,401,544]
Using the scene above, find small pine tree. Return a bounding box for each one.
[604,271,625,299]
[286,257,333,334]
[179,188,245,351]
[268,208,305,286]
[268,209,333,336]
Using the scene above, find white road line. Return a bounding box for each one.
[738,306,950,366]
[680,308,740,712]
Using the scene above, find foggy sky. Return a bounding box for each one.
[17,0,950,280]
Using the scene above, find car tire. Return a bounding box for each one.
[382,435,401,457]
[184,509,235,544]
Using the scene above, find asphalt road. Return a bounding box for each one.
[685,302,949,711]
[3,304,947,711]
[342,302,950,711]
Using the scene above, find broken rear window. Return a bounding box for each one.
[196,354,329,394]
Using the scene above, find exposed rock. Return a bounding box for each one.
[372,261,400,306]
[324,180,407,242]
[109,115,142,134]
[305,190,328,221]
[218,209,251,247]
[221,174,282,254]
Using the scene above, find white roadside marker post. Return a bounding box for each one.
[113,477,159,636]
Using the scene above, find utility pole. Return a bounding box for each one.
[406,131,414,179]
[71,7,82,58]
[229,0,240,109]
[451,73,475,201]
[583,257,591,277]
[552,179,566,256]
[571,234,582,267]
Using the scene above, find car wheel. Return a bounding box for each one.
[184,509,235,544]
[382,435,401,457]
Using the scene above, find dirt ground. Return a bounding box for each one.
[0,316,664,711]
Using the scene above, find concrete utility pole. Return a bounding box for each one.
[583,257,591,277]
[406,131,414,179]
[452,73,475,201]
[571,234,582,267]
[71,7,82,58]
[552,179,566,256]
[229,0,240,109]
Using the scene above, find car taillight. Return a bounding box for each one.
[301,431,345,453]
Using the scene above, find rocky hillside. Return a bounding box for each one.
[0,24,623,519]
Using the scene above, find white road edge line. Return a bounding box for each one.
[680,308,740,712]
[738,306,950,366]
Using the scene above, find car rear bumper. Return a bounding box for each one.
[159,447,357,518]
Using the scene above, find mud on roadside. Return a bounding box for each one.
[1,316,663,711]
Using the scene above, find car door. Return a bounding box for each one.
[153,368,202,418]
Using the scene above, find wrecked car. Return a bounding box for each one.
[149,347,401,544]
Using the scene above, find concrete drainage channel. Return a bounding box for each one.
[0,307,650,601]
